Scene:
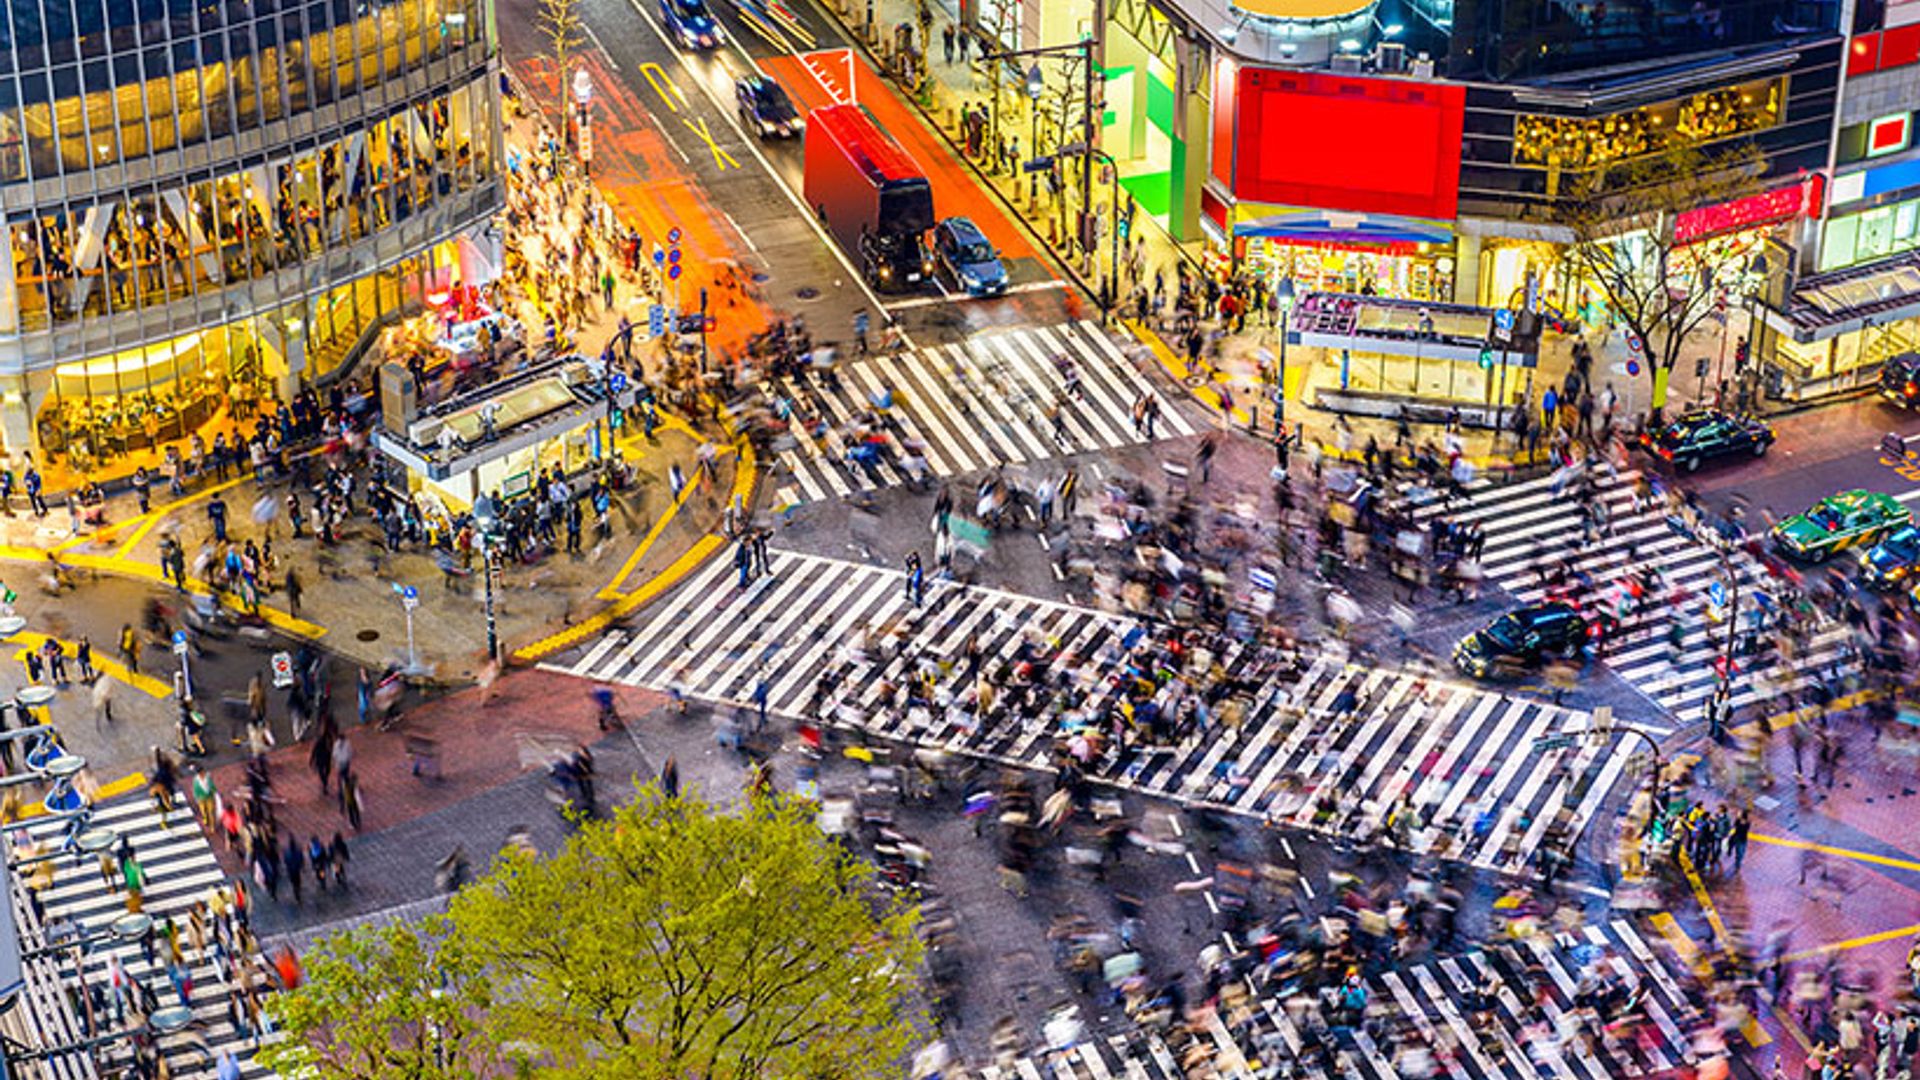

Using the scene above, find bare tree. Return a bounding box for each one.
[536,0,587,138]
[1552,139,1765,422]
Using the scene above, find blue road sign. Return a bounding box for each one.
[171,630,187,648]
[667,227,683,244]
[1494,309,1515,332]
[1709,579,1726,607]
[669,264,682,281]
[609,372,628,393]
[668,247,682,264]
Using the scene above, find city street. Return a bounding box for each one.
[4,0,1920,1077]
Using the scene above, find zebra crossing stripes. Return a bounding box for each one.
[551,550,1636,873]
[1183,660,1634,872]
[1434,468,1851,725]
[978,919,1702,1080]
[766,321,1199,503]
[12,795,272,1079]
[556,547,1146,771]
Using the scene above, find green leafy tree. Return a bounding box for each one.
[255,915,521,1080]
[263,788,924,1080]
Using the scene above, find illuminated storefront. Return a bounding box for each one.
[0,0,504,485]
[1510,78,1787,171]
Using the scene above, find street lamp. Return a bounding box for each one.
[1276,277,1296,426]
[1027,64,1044,207]
[473,494,501,662]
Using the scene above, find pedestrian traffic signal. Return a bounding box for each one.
[648,304,666,337]
[1478,346,1493,370]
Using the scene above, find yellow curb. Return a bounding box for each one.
[514,400,760,664]
[18,551,327,641]
[1123,319,1251,427]
[515,533,726,662]
[1654,908,1771,1048]
[597,475,701,601]
[1677,848,1771,1047]
[3,630,172,698]
[9,771,148,822]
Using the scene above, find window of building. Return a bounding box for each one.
[1511,77,1786,170]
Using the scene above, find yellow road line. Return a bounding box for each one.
[3,630,172,698]
[596,476,700,601]
[1749,832,1920,875]
[1676,849,1771,1047]
[12,550,327,640]
[516,533,726,662]
[1779,923,1920,965]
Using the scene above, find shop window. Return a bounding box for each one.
[1513,77,1784,170]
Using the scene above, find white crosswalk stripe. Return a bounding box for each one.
[1428,468,1853,725]
[9,796,274,1079]
[764,321,1198,502]
[976,920,1703,1079]
[546,550,1635,872]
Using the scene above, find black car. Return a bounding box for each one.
[1638,408,1775,472]
[1880,352,1920,409]
[1860,524,1920,589]
[735,75,800,139]
[1453,602,1590,677]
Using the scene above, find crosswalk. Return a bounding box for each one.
[7,795,271,1079]
[976,918,1706,1080]
[549,548,1639,872]
[1430,467,1856,725]
[763,321,1200,504]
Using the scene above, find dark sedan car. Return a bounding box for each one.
[1638,408,1774,472]
[1880,352,1920,409]
[735,75,800,139]
[1860,524,1920,589]
[661,0,723,48]
[1454,602,1591,678]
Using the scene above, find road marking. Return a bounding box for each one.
[624,0,898,331]
[1749,832,1920,875]
[683,115,742,169]
[583,22,621,70]
[1654,909,1770,1048]
[721,211,758,253]
[637,62,689,113]
[6,631,172,699]
[1778,923,1920,965]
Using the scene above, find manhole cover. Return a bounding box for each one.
[794,286,820,300]
[752,271,770,283]
[356,629,380,642]
[1183,374,1208,388]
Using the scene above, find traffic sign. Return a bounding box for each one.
[668,264,682,281]
[1494,309,1515,331]
[1625,329,1645,355]
[1532,734,1575,753]
[652,246,665,266]
[1627,358,1641,377]
[270,651,294,688]
[1708,579,1727,609]
[648,304,666,336]
[171,629,188,656]
[668,247,681,264]
[394,582,420,611]
[609,371,628,394]
[667,227,682,244]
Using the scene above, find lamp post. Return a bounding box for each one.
[473,495,501,662]
[1026,64,1044,208]
[1276,277,1296,427]
[985,33,1099,263]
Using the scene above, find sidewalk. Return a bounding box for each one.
[0,105,756,683]
[812,0,1780,469]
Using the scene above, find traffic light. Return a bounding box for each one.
[1734,336,1750,370]
[648,304,666,338]
[1478,346,1493,370]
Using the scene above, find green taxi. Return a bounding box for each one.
[1772,490,1913,562]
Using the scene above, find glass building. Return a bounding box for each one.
[0,0,503,484]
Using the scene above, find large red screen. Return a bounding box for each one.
[1231,70,1466,220]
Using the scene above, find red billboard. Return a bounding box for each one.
[1229,69,1466,220]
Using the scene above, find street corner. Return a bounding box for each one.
[207,669,668,847]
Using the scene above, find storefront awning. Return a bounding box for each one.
[1766,251,1920,342]
[1233,211,1454,247]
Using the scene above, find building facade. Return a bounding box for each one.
[0,0,504,484]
